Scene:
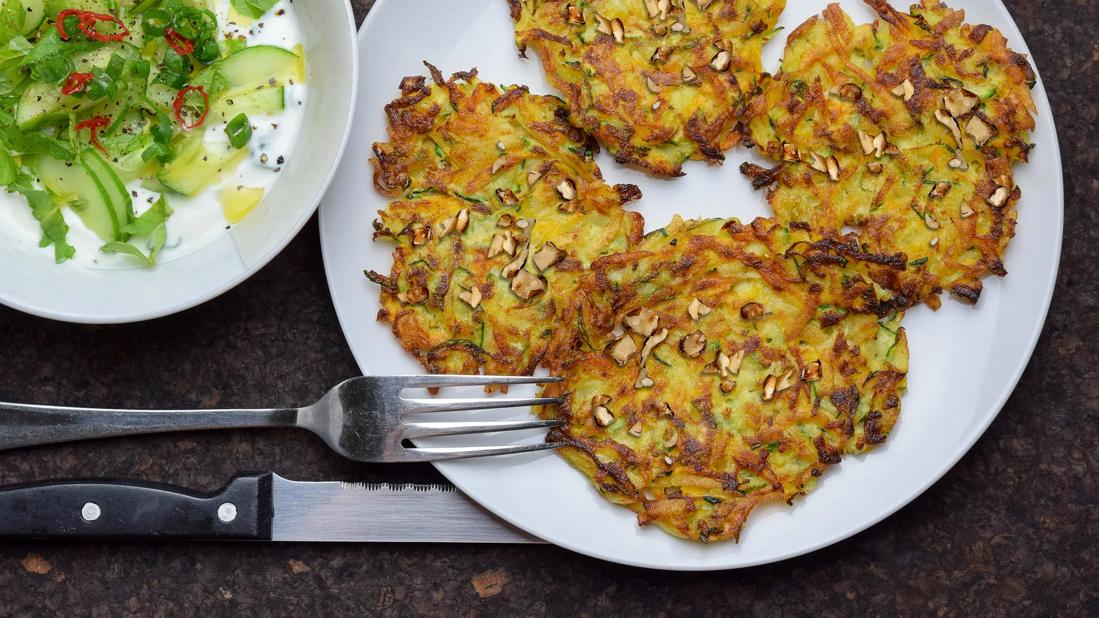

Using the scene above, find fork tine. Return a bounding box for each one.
[401,442,562,462]
[402,419,562,439]
[393,375,563,390]
[400,396,562,414]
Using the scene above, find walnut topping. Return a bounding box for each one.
[644,0,660,18]
[458,285,482,309]
[680,330,707,358]
[565,3,584,24]
[761,374,777,401]
[935,109,963,148]
[497,213,514,227]
[663,431,678,449]
[411,225,431,246]
[802,360,822,381]
[867,161,883,174]
[455,208,469,233]
[593,394,611,406]
[628,420,644,436]
[610,334,638,365]
[501,246,528,278]
[809,152,828,174]
[943,88,980,117]
[858,130,886,158]
[948,157,967,170]
[696,0,716,9]
[838,82,862,101]
[397,284,428,305]
[650,47,671,64]
[595,13,611,34]
[496,140,506,152]
[510,269,546,299]
[994,174,1013,188]
[610,17,624,43]
[872,133,886,158]
[987,186,1010,208]
[491,157,507,174]
[640,327,669,366]
[437,215,456,238]
[929,182,951,200]
[891,79,914,101]
[593,405,614,427]
[555,179,577,201]
[634,367,654,390]
[496,188,518,205]
[740,301,765,320]
[663,455,674,466]
[965,115,993,146]
[687,298,711,320]
[527,169,542,186]
[624,307,659,337]
[719,380,736,393]
[825,155,840,181]
[656,0,670,19]
[488,231,516,258]
[645,76,662,93]
[924,211,940,230]
[858,130,876,156]
[776,369,797,392]
[782,143,801,162]
[514,218,530,229]
[960,203,975,218]
[532,242,563,272]
[727,349,744,375]
[681,66,700,85]
[652,23,667,36]
[709,50,731,72]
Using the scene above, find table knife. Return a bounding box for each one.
[0,473,541,543]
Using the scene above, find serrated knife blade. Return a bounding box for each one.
[271,475,541,543]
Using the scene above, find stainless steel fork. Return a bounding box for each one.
[0,375,564,462]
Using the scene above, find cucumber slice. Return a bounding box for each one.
[15,81,66,130]
[158,140,248,196]
[82,149,134,229]
[35,156,120,243]
[210,87,284,123]
[20,0,45,34]
[16,44,134,129]
[211,45,299,91]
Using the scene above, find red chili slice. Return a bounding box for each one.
[55,8,85,40]
[164,28,194,56]
[61,72,95,96]
[77,12,130,42]
[172,85,209,130]
[75,116,111,155]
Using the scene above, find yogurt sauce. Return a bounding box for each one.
[0,0,307,269]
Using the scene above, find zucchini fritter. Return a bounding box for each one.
[369,65,644,377]
[510,0,786,177]
[540,217,909,542]
[742,0,1036,307]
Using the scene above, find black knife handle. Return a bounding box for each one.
[0,473,273,540]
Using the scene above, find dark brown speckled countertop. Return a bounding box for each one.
[0,0,1095,615]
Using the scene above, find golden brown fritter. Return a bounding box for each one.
[369,65,644,377]
[539,217,909,542]
[742,0,1036,307]
[510,0,786,177]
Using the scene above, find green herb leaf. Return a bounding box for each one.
[230,0,279,19]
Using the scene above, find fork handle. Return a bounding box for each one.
[0,402,299,451]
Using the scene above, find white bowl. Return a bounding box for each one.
[0,1,358,324]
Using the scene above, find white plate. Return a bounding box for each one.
[0,1,358,324]
[321,0,1063,570]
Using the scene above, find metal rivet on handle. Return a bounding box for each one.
[217,503,238,524]
[81,502,101,522]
